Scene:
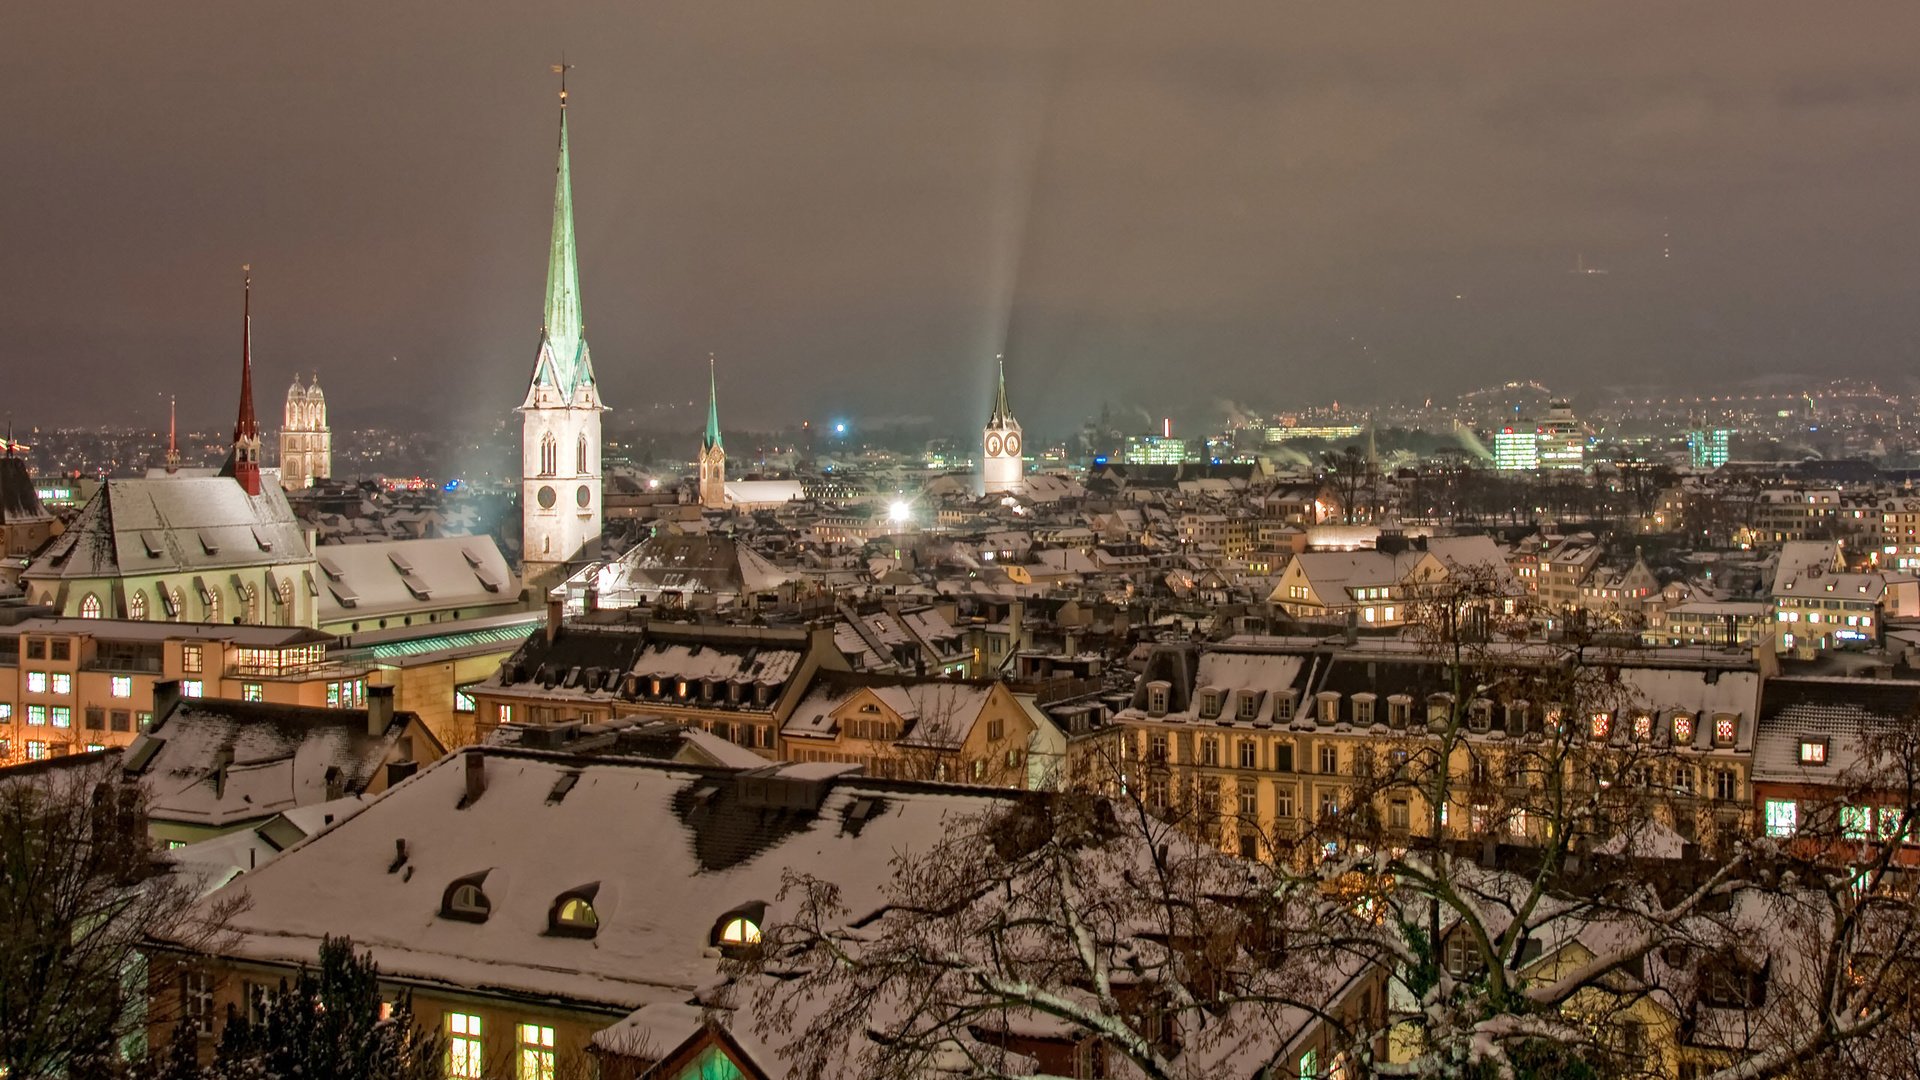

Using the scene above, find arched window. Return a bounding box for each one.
[242,584,258,625]
[79,594,101,619]
[168,586,185,622]
[205,590,222,625]
[539,433,557,477]
[711,901,767,954]
[548,883,601,938]
[717,917,761,947]
[576,434,589,475]
[441,871,493,923]
[128,591,148,621]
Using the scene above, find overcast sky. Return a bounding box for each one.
[6,3,1920,439]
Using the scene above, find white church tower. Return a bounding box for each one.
[279,372,331,490]
[981,355,1024,496]
[519,69,606,589]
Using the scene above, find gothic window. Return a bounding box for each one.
[79,594,101,619]
[128,591,147,621]
[242,584,259,625]
[577,434,589,475]
[539,433,557,477]
[205,589,222,625]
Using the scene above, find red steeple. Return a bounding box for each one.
[229,264,262,495]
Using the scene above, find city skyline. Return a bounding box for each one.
[9,3,1920,436]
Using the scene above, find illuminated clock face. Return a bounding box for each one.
[985,433,1003,457]
[536,485,557,509]
[1004,432,1021,457]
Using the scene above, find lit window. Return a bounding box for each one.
[517,1023,555,1080]
[1764,799,1797,838]
[181,680,203,699]
[111,676,132,699]
[1589,713,1610,740]
[718,917,762,947]
[242,683,263,703]
[26,672,46,693]
[50,707,70,729]
[129,591,149,620]
[1713,717,1736,746]
[497,704,512,725]
[1672,715,1694,744]
[26,741,49,760]
[454,687,477,712]
[182,645,203,674]
[1841,805,1871,840]
[50,673,71,695]
[0,704,9,721]
[79,594,101,619]
[1799,740,1827,766]
[447,1013,484,1079]
[27,705,46,726]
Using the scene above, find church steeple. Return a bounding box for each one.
[703,354,723,453]
[527,66,593,403]
[988,354,1012,428]
[227,265,263,496]
[698,354,727,511]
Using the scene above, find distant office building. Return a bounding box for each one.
[1689,428,1732,469]
[1492,427,1538,471]
[279,372,331,490]
[1490,401,1585,472]
[1535,401,1586,471]
[1124,434,1193,465]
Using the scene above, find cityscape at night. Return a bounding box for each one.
[6,5,1920,1080]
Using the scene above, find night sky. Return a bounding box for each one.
[7,3,1920,439]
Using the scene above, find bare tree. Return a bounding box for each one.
[0,759,239,1077]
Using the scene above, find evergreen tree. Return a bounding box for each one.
[206,937,439,1080]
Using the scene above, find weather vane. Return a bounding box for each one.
[552,56,573,103]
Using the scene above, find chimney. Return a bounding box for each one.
[1344,608,1359,647]
[365,684,396,736]
[583,583,599,614]
[546,595,564,643]
[212,746,234,799]
[463,752,487,806]
[152,679,183,726]
[323,765,345,801]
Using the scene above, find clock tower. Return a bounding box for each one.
[519,69,606,589]
[981,355,1024,496]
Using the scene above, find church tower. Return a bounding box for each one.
[279,372,331,490]
[223,265,265,498]
[981,355,1024,496]
[698,355,727,510]
[519,69,606,587]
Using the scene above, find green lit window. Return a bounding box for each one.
[242,683,263,703]
[517,1023,554,1080]
[447,1012,483,1078]
[1841,805,1871,840]
[1764,799,1797,838]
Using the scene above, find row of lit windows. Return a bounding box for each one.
[445,1015,557,1080]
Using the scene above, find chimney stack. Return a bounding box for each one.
[546,595,564,643]
[463,752,487,806]
[366,684,396,737]
[151,679,183,727]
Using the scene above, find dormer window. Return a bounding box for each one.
[441,871,493,923]
[1713,715,1737,747]
[1798,739,1828,766]
[1146,681,1170,718]
[1198,690,1222,720]
[1589,713,1611,741]
[1236,691,1261,721]
[1272,692,1295,722]
[1468,699,1493,733]
[1673,714,1695,745]
[548,883,601,938]
[712,900,768,955]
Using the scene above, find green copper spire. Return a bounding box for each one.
[533,72,592,399]
[988,353,1012,427]
[703,354,723,452]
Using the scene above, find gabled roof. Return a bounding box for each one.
[313,535,517,621]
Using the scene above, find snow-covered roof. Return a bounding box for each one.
[314,535,517,621]
[169,749,1020,1013]
[27,475,313,581]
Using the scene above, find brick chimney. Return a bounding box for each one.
[546,595,564,643]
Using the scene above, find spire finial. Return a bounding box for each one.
[989,353,1012,427]
[552,57,572,105]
